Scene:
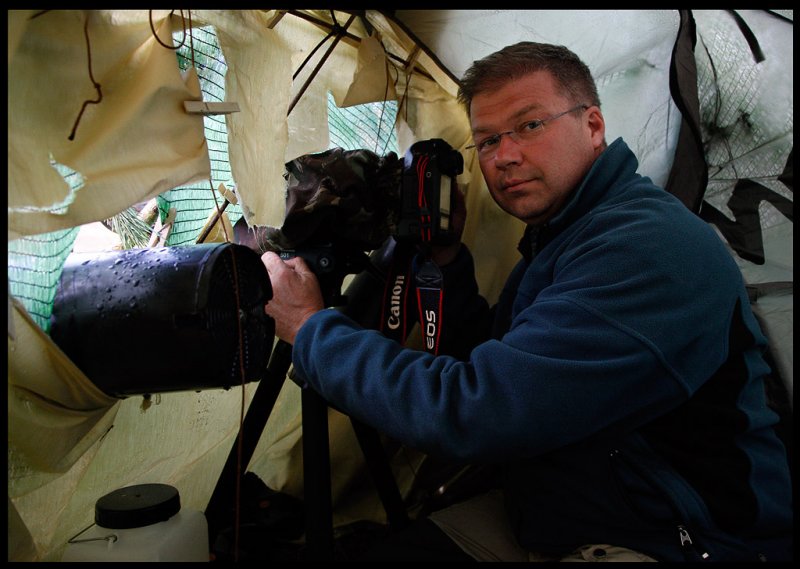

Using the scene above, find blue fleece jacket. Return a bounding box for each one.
[292,138,792,561]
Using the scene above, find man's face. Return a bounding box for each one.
[469,71,605,226]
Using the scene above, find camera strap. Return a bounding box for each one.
[413,256,444,355]
[379,244,415,343]
[379,243,444,355]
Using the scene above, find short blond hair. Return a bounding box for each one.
[457,42,601,117]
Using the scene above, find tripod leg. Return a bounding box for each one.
[301,387,335,560]
[205,340,294,550]
[350,418,410,529]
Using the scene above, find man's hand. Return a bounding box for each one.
[261,252,325,345]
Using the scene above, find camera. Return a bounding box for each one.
[234,138,464,302]
[395,138,464,247]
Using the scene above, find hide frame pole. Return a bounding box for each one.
[378,10,462,87]
[286,9,363,49]
[284,10,435,82]
[287,13,357,117]
[264,9,287,29]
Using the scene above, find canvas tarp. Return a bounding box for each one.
[7,9,792,561]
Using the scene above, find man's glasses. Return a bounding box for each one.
[467,104,589,159]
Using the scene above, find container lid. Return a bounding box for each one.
[95,483,181,529]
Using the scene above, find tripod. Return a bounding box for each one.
[204,245,410,561]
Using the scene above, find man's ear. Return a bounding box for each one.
[586,106,606,152]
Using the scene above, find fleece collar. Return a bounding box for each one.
[517,138,640,261]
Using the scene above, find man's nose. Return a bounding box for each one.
[493,132,523,167]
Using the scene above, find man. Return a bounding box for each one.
[261,42,792,562]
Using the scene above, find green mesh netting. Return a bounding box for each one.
[7,168,83,333]
[329,92,399,156]
[7,229,79,334]
[162,25,243,246]
[8,22,400,332]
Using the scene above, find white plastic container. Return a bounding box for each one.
[61,484,209,562]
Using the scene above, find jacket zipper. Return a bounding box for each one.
[610,448,711,561]
[678,523,710,560]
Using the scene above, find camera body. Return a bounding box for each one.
[395,138,464,246]
[242,139,464,304]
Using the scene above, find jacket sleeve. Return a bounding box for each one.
[291,298,687,463]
